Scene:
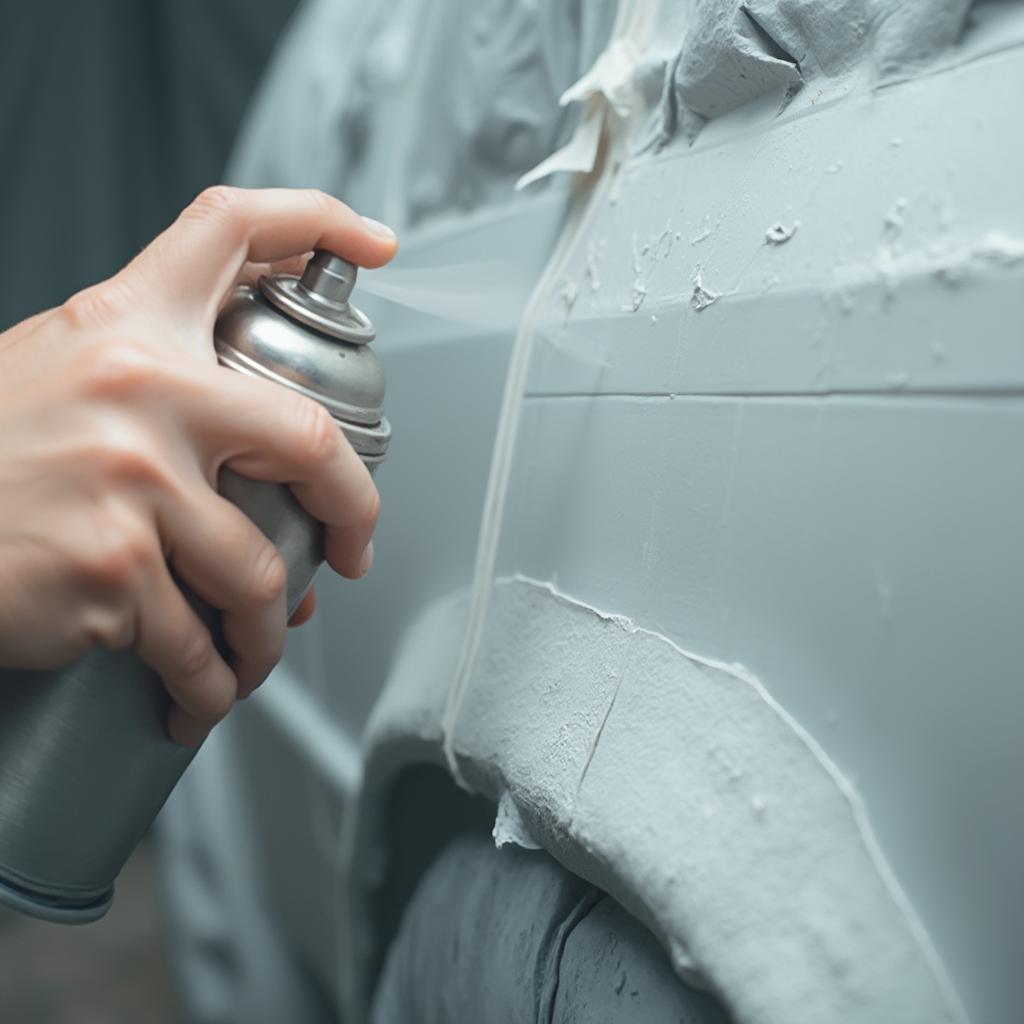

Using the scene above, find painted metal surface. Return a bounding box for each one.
[500,34,1024,1022]
[160,2,1024,1023]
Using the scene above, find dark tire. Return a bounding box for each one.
[371,832,732,1024]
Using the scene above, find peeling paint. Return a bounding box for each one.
[933,230,1024,286]
[765,220,799,245]
[630,233,649,312]
[691,268,722,311]
[428,576,966,1024]
[649,0,976,148]
[180,1,1024,1021]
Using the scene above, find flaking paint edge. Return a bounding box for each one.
[501,574,966,1020]
[361,575,967,1021]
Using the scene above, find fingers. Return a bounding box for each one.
[161,490,288,699]
[187,368,380,579]
[167,702,216,750]
[233,253,310,292]
[288,588,316,627]
[0,306,58,351]
[125,187,397,326]
[133,564,238,748]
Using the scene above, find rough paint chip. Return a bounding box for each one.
[766,221,799,245]
[691,269,721,311]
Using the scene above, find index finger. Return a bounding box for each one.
[188,366,382,579]
[124,187,398,326]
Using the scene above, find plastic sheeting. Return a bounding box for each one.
[228,0,617,230]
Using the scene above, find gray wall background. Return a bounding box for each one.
[0,0,298,330]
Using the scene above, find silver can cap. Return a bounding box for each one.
[259,250,376,344]
[214,251,390,460]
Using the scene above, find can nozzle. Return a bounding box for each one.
[298,251,357,309]
[259,249,375,344]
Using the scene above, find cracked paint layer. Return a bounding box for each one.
[644,0,985,148]
[368,576,964,1024]
[221,3,1024,1022]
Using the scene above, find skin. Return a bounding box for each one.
[0,186,398,747]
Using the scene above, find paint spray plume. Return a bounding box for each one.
[359,260,533,331]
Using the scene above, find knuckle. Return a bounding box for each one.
[305,188,338,215]
[178,627,216,683]
[107,535,153,590]
[76,509,154,595]
[83,420,166,490]
[185,185,245,227]
[105,442,164,488]
[83,608,133,652]
[78,337,160,400]
[97,532,153,594]
[300,402,340,467]
[60,283,124,330]
[249,544,287,607]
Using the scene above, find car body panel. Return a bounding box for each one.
[160,3,1024,1023]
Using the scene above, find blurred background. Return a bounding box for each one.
[0,0,298,329]
[0,1,298,1019]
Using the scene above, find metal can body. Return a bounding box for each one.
[0,253,387,922]
[0,478,324,922]
[0,651,194,921]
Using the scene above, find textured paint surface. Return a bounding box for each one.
[365,578,961,1023]
[496,19,1024,1019]
[643,0,990,145]
[438,9,1021,1021]
[163,1,1024,1022]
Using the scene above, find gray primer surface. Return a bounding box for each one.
[640,1,1011,147]
[432,6,1016,1022]
[366,579,961,1024]
[163,1,1024,1021]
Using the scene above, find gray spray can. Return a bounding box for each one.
[0,251,390,923]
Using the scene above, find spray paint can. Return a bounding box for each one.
[0,251,390,923]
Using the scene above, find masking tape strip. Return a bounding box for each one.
[441,0,661,780]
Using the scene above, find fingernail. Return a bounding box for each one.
[359,540,375,577]
[361,215,396,239]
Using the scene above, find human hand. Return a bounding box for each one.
[0,187,397,746]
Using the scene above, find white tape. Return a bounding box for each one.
[442,0,662,781]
